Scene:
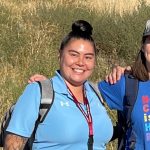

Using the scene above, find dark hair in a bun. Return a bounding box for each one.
[60,20,96,53]
[72,20,93,36]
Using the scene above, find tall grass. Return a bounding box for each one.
[0,0,150,149]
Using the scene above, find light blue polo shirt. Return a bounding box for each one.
[7,70,113,150]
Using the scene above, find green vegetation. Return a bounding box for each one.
[0,0,150,149]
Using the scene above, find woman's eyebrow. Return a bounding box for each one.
[68,50,94,55]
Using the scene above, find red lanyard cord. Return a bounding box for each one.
[67,86,94,150]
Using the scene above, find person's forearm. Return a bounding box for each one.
[4,134,27,150]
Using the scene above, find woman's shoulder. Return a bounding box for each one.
[26,81,40,90]
[20,82,41,98]
[98,75,125,87]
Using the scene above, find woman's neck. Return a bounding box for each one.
[66,82,84,103]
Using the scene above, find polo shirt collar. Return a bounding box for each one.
[52,70,95,102]
[52,70,68,94]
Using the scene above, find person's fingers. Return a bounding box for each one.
[105,71,116,84]
[106,74,114,84]
[34,76,47,81]
[28,77,36,83]
[111,67,118,84]
[28,76,37,83]
[115,66,125,81]
[28,74,39,83]
[107,66,126,84]
[28,74,47,83]
[105,65,129,84]
[116,70,122,81]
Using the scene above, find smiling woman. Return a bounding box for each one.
[59,39,95,88]
[4,20,113,150]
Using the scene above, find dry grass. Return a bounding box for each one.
[53,0,150,15]
[85,0,150,14]
[1,0,150,16]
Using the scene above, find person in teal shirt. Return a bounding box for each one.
[29,19,150,150]
[5,20,113,150]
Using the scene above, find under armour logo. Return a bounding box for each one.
[60,101,70,107]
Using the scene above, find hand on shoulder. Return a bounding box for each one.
[105,65,131,84]
[28,74,47,83]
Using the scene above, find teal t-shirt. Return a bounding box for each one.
[7,70,113,150]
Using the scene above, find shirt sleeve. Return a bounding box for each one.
[6,82,41,138]
[98,75,125,111]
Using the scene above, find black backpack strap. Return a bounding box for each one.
[26,79,54,150]
[88,81,104,106]
[117,73,139,150]
[124,74,138,127]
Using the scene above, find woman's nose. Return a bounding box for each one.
[77,56,85,65]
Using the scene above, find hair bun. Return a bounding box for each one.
[72,20,93,36]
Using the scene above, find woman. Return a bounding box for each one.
[99,20,150,150]
[5,20,113,150]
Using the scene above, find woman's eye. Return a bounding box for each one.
[86,56,92,60]
[70,53,77,57]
